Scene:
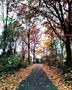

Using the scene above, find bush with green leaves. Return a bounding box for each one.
[0,55,23,72]
[2,55,21,66]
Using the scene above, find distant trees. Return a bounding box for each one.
[0,0,19,55]
[41,0,72,66]
[17,2,42,63]
[29,26,40,62]
[26,0,72,67]
[0,0,71,67]
[43,22,66,66]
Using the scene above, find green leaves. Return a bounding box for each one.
[2,55,21,66]
[0,16,16,23]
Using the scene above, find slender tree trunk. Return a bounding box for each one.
[27,32,30,64]
[2,27,7,55]
[33,45,35,63]
[14,41,17,54]
[22,41,25,61]
[2,48,6,55]
[7,40,12,55]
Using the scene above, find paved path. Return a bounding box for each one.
[16,64,58,90]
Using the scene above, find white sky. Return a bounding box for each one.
[0,0,61,58]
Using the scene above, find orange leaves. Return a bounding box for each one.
[42,65,72,90]
[0,65,34,90]
[43,40,49,47]
[44,29,53,35]
[36,48,44,54]
[42,39,51,48]
[28,0,32,4]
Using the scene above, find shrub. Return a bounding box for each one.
[0,54,30,73]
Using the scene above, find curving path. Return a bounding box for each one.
[16,64,58,90]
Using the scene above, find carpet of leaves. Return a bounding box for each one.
[0,64,72,90]
[0,64,35,90]
[41,64,72,90]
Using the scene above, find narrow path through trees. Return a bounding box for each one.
[16,64,58,90]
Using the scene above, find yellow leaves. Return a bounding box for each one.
[44,29,53,35]
[42,39,51,48]
[0,65,34,90]
[28,0,32,4]
[44,30,50,35]
[36,48,44,54]
[43,40,49,47]
[19,30,27,39]
[21,31,27,36]
[42,65,72,90]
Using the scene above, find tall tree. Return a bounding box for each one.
[24,0,72,66]
[41,0,72,66]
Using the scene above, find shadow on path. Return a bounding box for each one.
[16,64,58,90]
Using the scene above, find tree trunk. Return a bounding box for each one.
[2,27,7,55]
[65,1,72,67]
[22,42,25,61]
[27,32,30,64]
[2,48,6,55]
[33,46,35,63]
[14,41,17,54]
[7,41,12,55]
[65,38,72,67]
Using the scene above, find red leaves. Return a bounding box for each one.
[29,26,38,34]
[18,3,26,15]
[28,26,39,44]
